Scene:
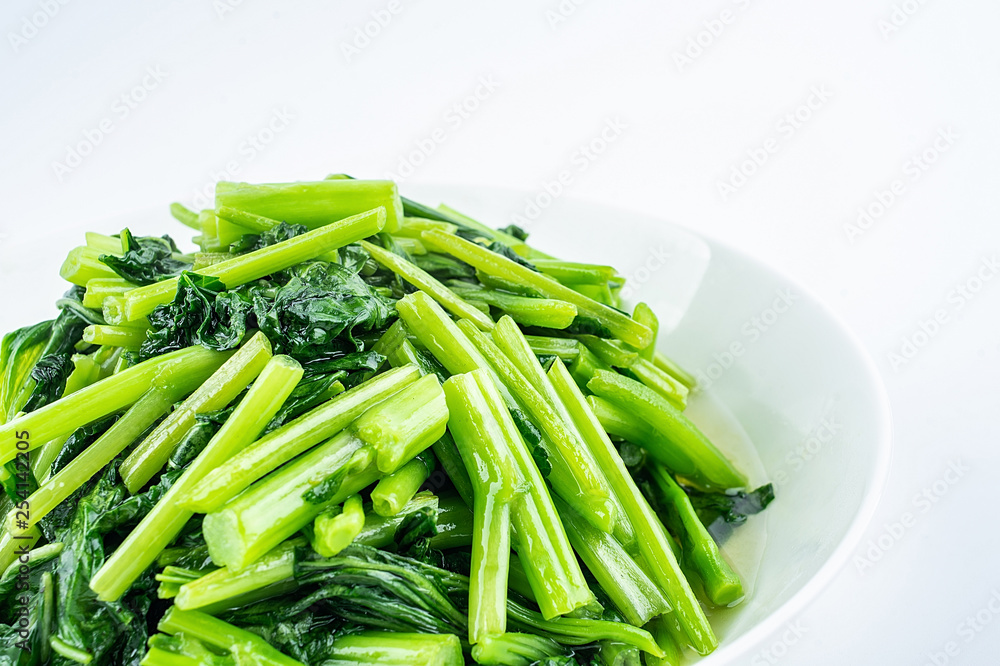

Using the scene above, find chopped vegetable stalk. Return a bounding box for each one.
[356,492,439,548]
[0,345,233,464]
[506,603,663,658]
[471,633,566,666]
[555,495,669,627]
[448,284,578,330]
[432,431,474,507]
[215,179,404,232]
[531,260,618,285]
[371,452,434,517]
[629,302,658,361]
[397,216,459,237]
[119,332,275,494]
[82,277,134,309]
[7,387,180,532]
[397,293,595,619]
[649,464,744,606]
[313,494,366,557]
[550,360,717,654]
[359,239,494,330]
[644,616,683,666]
[630,357,689,409]
[457,319,619,537]
[174,539,302,611]
[587,370,747,490]
[524,335,580,362]
[91,352,302,601]
[177,365,420,513]
[436,204,548,258]
[443,370,521,644]
[587,395,698,479]
[420,229,653,348]
[575,335,639,369]
[653,352,697,390]
[568,344,612,388]
[59,246,122,286]
[429,493,475,549]
[202,430,380,570]
[109,207,387,324]
[82,324,149,349]
[156,607,304,666]
[351,373,449,474]
[0,524,41,573]
[322,632,463,666]
[214,205,280,233]
[170,202,200,229]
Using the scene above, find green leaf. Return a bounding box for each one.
[100,229,190,286]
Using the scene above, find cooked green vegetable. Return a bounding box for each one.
[0,176,773,666]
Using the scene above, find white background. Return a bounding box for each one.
[2,0,999,664]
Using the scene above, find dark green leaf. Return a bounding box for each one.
[100,229,190,286]
[230,222,308,255]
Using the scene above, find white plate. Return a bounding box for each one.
[0,185,892,663]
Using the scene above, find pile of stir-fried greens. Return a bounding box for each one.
[0,176,773,666]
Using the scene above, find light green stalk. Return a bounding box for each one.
[587,370,746,490]
[630,302,658,361]
[586,395,698,479]
[443,370,520,644]
[109,207,386,324]
[156,607,303,666]
[359,239,494,330]
[549,360,717,655]
[202,431,379,570]
[555,495,669,627]
[119,332,275,494]
[82,324,149,349]
[0,345,232,465]
[421,229,653,348]
[523,336,580,363]
[396,294,595,620]
[82,278,134,309]
[8,387,180,532]
[178,365,420,513]
[313,494,366,557]
[174,539,301,612]
[215,179,403,232]
[59,246,121,286]
[650,464,744,606]
[531,259,618,285]
[323,632,463,666]
[91,353,301,601]
[371,453,433,517]
[457,319,618,537]
[449,284,578,330]
[351,374,449,474]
